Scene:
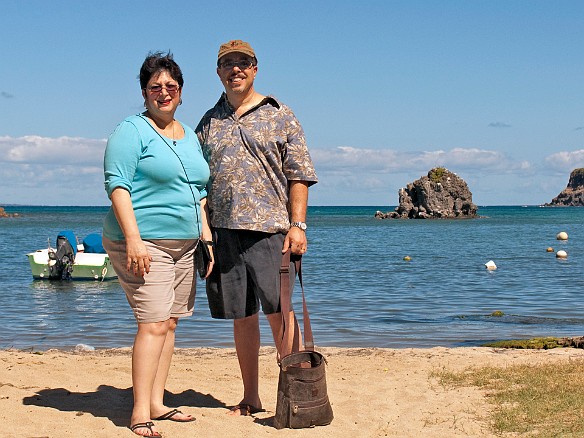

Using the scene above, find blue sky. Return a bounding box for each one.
[2,0,583,206]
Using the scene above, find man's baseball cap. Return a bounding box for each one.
[218,40,256,61]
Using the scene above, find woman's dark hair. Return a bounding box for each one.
[139,51,184,89]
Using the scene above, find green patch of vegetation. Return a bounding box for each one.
[434,360,584,436]
[483,337,563,349]
[429,167,447,183]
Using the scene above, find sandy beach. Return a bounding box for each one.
[2,346,584,437]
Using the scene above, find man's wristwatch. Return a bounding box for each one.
[290,221,307,231]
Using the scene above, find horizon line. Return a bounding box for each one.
[2,204,552,208]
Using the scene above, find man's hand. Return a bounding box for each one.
[282,226,307,255]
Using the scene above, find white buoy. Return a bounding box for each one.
[556,250,568,259]
[485,260,497,270]
[557,231,568,241]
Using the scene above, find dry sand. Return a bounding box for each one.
[2,346,584,438]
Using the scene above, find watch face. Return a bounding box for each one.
[292,222,307,230]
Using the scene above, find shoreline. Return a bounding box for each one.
[3,346,584,437]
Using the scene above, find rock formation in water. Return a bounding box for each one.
[375,167,478,219]
[546,168,584,206]
[0,207,19,218]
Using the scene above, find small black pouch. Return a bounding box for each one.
[194,239,212,278]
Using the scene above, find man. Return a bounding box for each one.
[196,39,318,416]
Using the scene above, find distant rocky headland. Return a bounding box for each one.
[375,167,478,219]
[0,207,20,218]
[545,168,584,206]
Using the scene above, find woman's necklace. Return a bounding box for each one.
[144,111,177,145]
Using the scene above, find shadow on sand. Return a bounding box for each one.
[23,385,226,427]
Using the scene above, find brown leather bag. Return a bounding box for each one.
[273,251,334,429]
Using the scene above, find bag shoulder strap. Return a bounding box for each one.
[279,250,314,360]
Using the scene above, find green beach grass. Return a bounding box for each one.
[434,338,584,436]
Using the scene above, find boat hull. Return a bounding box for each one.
[27,249,117,281]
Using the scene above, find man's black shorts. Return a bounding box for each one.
[206,228,295,319]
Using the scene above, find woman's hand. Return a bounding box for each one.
[125,237,152,277]
[200,198,215,279]
[203,244,215,279]
[110,188,151,276]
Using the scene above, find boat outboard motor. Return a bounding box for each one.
[48,230,77,280]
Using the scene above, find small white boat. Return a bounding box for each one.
[27,231,116,281]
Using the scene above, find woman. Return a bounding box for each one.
[103,52,213,437]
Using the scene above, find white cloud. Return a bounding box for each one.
[309,146,542,206]
[311,146,530,174]
[0,136,107,205]
[0,136,106,165]
[488,122,512,128]
[544,150,584,173]
[0,137,573,206]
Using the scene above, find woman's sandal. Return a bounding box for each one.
[153,408,195,422]
[129,421,161,437]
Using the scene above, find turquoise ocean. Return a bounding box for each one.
[1,205,584,350]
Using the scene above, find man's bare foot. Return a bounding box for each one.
[227,403,265,417]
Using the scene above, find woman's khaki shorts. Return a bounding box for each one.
[103,237,197,323]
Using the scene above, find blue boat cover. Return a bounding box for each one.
[57,230,77,256]
[83,233,105,253]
